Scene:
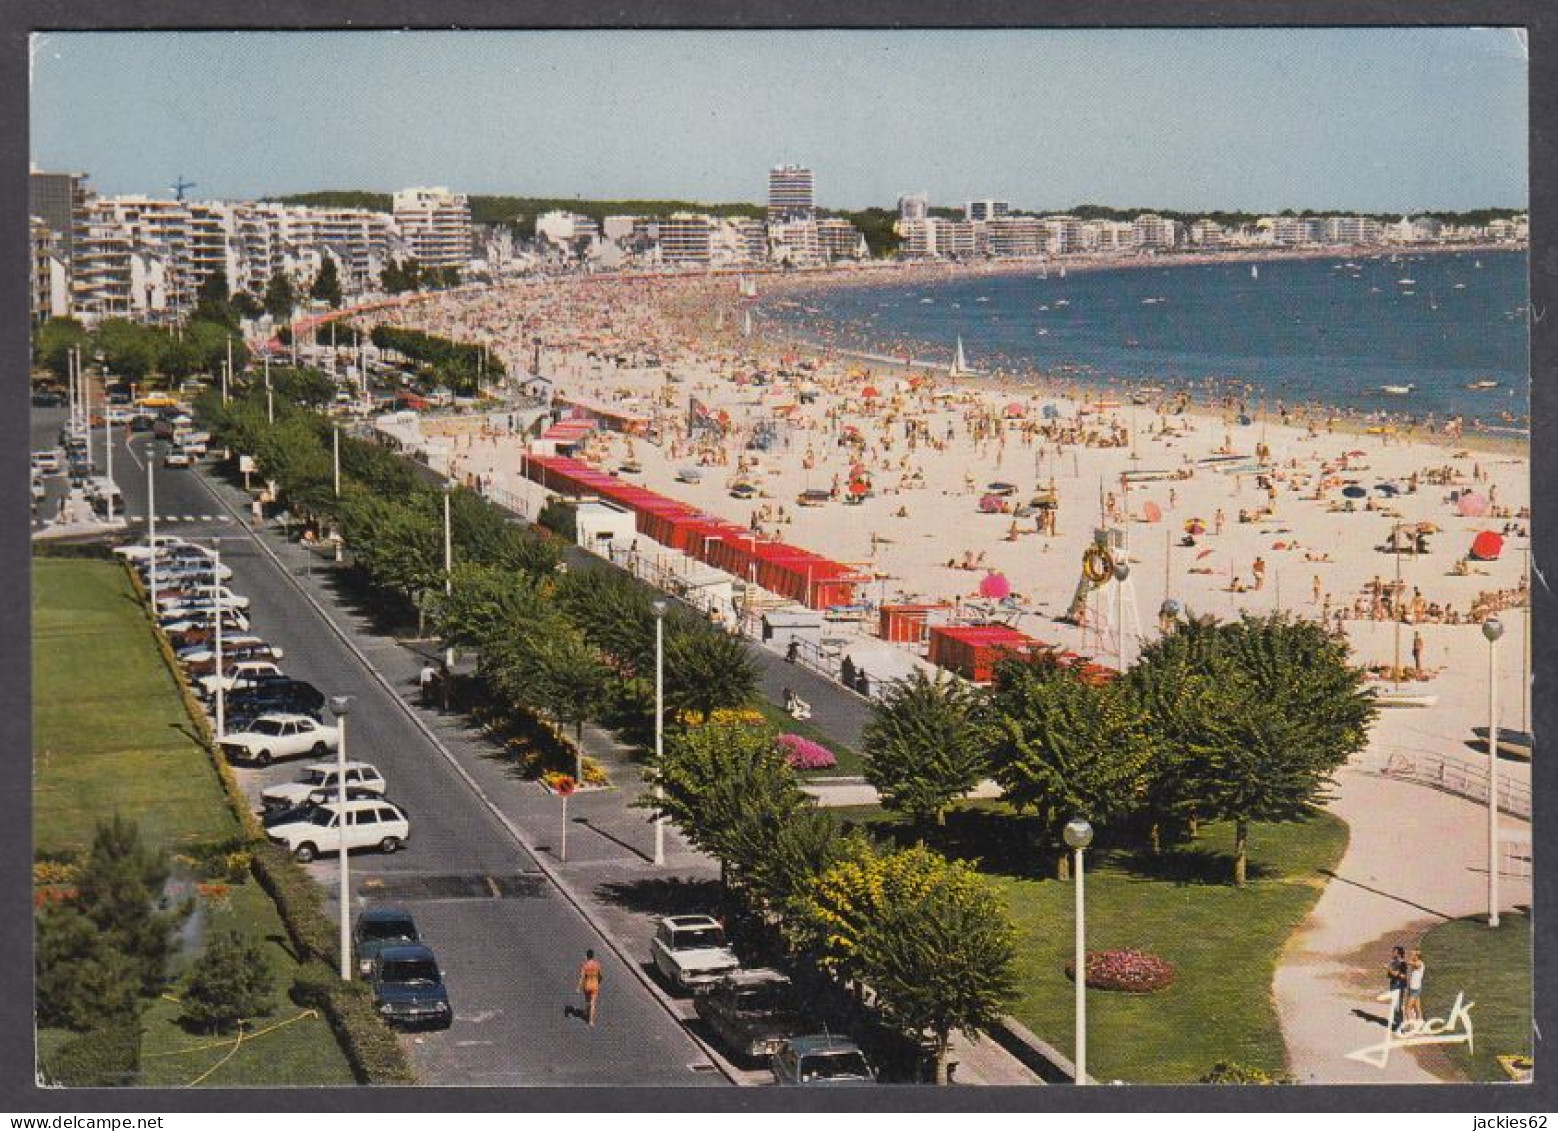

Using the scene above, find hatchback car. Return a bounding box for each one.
[369,944,451,1029]
[261,760,384,808]
[354,908,421,977]
[770,1035,876,1086]
[219,716,341,767]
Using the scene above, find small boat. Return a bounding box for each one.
[1472,726,1533,759]
[1379,384,1415,396]
[1250,264,1259,279]
[919,297,935,304]
[1397,278,1416,285]
[1453,282,1467,289]
[1054,299,1070,307]
[1467,379,1500,390]
[1375,689,1440,709]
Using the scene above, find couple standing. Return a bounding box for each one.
[1385,945,1427,1030]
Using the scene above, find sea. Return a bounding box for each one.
[759,248,1529,431]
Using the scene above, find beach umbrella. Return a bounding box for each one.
[1456,492,1489,517]
[1142,501,1163,523]
[1415,522,1440,534]
[987,482,1017,495]
[862,386,880,399]
[1185,519,1206,535]
[1005,402,1026,418]
[979,494,1005,513]
[1341,485,1367,499]
[849,479,870,497]
[1470,530,1504,561]
[1374,484,1399,496]
[1042,404,1061,419]
[979,571,1012,599]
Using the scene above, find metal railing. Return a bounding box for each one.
[1380,749,1531,820]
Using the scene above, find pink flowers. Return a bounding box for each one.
[1066,948,1177,993]
[776,733,837,771]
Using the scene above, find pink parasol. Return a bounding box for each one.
[979,494,1005,513]
[1456,492,1489,518]
[979,571,1012,599]
[849,479,870,497]
[862,386,880,399]
[1005,402,1026,418]
[1142,501,1163,523]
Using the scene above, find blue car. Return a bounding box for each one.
[370,943,452,1030]
[354,908,421,978]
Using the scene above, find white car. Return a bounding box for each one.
[267,799,410,862]
[219,715,341,767]
[164,449,193,469]
[32,450,61,474]
[151,560,235,584]
[651,915,741,994]
[161,610,251,635]
[114,535,193,563]
[157,587,251,613]
[197,660,285,698]
[262,760,386,810]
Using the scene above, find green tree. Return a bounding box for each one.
[310,257,344,308]
[664,626,758,722]
[263,270,297,324]
[986,657,1160,878]
[193,269,238,329]
[1134,614,1376,885]
[431,563,549,659]
[788,843,1017,1083]
[180,931,276,1033]
[35,902,143,1031]
[272,366,336,409]
[32,317,90,380]
[72,815,182,994]
[862,669,989,828]
[92,320,165,385]
[232,290,264,321]
[489,619,612,779]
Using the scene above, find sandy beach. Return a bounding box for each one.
[375,271,1533,794]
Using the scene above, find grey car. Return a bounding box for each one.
[770,1034,876,1086]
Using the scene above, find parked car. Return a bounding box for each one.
[651,915,741,994]
[114,535,192,563]
[31,390,65,407]
[369,943,452,1029]
[157,585,250,611]
[31,450,61,473]
[31,478,46,503]
[770,1035,876,1086]
[160,610,251,635]
[261,760,384,809]
[164,448,193,469]
[266,798,410,862]
[226,702,324,733]
[354,908,421,977]
[219,716,341,767]
[196,660,286,699]
[181,643,285,675]
[694,969,806,1062]
[223,679,326,718]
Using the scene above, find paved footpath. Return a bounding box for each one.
[203,471,1039,1086]
[1273,762,1532,1084]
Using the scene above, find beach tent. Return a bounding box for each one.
[978,571,1012,600]
[1470,530,1504,561]
[1456,492,1490,517]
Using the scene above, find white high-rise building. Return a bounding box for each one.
[898,193,929,222]
[965,200,1009,222]
[392,186,473,268]
[769,217,824,266]
[768,165,815,221]
[1131,213,1180,250]
[816,217,866,261]
[987,216,1044,258]
[658,212,712,266]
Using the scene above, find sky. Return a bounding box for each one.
[29,29,1529,213]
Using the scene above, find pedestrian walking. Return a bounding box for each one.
[418,662,438,705]
[1385,945,1409,1031]
[1412,630,1425,676]
[785,638,799,663]
[577,949,603,1027]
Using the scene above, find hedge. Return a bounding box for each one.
[251,844,337,963]
[39,1017,142,1087]
[292,962,416,1086]
[126,561,265,843]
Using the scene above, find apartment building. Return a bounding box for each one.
[658,212,713,266]
[392,186,473,268]
[768,165,815,221]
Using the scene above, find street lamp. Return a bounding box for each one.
[1113,558,1131,670]
[651,599,668,866]
[442,485,454,708]
[1063,816,1094,1086]
[211,543,225,741]
[1483,617,1504,928]
[330,694,355,979]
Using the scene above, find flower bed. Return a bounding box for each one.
[777,733,837,771]
[1066,948,1177,993]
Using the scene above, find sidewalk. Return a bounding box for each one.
[203,472,1042,1086]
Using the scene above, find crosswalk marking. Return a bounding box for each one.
[123,513,232,524]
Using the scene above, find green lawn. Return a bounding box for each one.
[833,802,1349,1084]
[138,882,355,1087]
[33,558,355,1087]
[753,695,864,776]
[33,559,237,855]
[1418,910,1532,1082]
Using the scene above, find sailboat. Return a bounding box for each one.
[949,336,973,377]
[1058,265,1067,279]
[742,308,753,338]
[1250,263,1259,280]
[739,275,758,300]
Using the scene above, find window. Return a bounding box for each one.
[351,809,379,827]
[378,807,399,823]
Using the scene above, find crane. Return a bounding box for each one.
[171,176,197,202]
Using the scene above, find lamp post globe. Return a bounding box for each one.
[651,599,667,619]
[330,696,353,718]
[1159,598,1181,621]
[1112,559,1130,583]
[1482,617,1504,644]
[1063,817,1094,850]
